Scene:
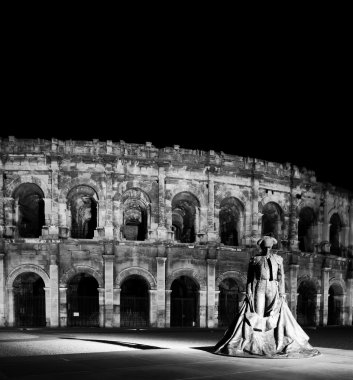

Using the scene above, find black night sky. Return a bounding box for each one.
[2,23,352,193]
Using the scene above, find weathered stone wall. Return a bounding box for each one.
[0,136,352,328]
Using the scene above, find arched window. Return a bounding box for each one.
[121,188,150,241]
[261,202,284,246]
[298,207,316,252]
[67,185,98,239]
[219,197,244,246]
[330,213,342,255]
[172,192,200,243]
[13,183,45,238]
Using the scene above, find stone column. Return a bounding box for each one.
[346,278,353,326]
[44,287,50,326]
[59,287,67,327]
[0,254,5,326]
[149,290,158,327]
[251,177,260,241]
[340,294,347,325]
[7,287,14,326]
[113,288,121,327]
[206,259,217,328]
[315,294,321,326]
[342,226,350,251]
[104,173,114,239]
[288,264,299,317]
[165,290,172,327]
[156,167,167,240]
[199,290,207,327]
[156,257,166,327]
[322,191,330,242]
[349,201,353,247]
[4,197,15,237]
[98,288,105,327]
[321,268,330,325]
[103,255,114,327]
[43,198,52,227]
[49,258,59,327]
[207,174,217,242]
[214,290,220,327]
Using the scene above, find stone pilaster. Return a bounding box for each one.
[149,289,158,327]
[7,287,14,326]
[44,287,50,326]
[289,264,299,317]
[59,287,67,327]
[156,168,168,240]
[214,290,220,327]
[156,257,166,327]
[165,290,172,327]
[207,174,217,242]
[199,290,207,327]
[98,287,105,327]
[315,293,321,326]
[0,254,5,326]
[113,288,121,327]
[322,191,330,242]
[321,268,331,325]
[103,254,114,327]
[206,259,217,328]
[251,177,259,241]
[49,256,59,327]
[346,278,353,325]
[4,197,15,237]
[104,172,114,239]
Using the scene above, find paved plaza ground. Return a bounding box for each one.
[0,326,352,379]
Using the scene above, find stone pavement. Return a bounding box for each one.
[0,327,352,379]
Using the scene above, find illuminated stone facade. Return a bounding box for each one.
[0,136,352,328]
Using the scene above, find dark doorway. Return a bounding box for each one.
[261,202,283,247]
[67,273,99,327]
[219,198,243,247]
[120,277,149,327]
[14,273,46,327]
[327,284,343,325]
[297,280,317,326]
[171,276,199,327]
[218,278,240,327]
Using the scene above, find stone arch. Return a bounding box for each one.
[328,208,346,225]
[6,176,49,198]
[7,264,50,289]
[60,266,104,288]
[297,275,321,293]
[59,178,103,202]
[116,267,157,289]
[216,270,246,292]
[329,277,346,294]
[169,185,206,207]
[166,268,206,290]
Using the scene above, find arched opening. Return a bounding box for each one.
[219,197,243,246]
[298,207,316,253]
[327,283,344,325]
[172,192,200,243]
[13,183,45,238]
[261,202,284,247]
[67,273,99,327]
[121,188,150,241]
[68,185,98,239]
[297,280,317,326]
[218,278,240,327]
[330,213,342,255]
[120,276,149,327]
[13,272,45,327]
[171,276,199,327]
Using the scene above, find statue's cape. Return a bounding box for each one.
[213,296,320,359]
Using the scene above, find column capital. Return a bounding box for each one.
[148,289,158,294]
[207,259,217,266]
[103,254,115,262]
[156,257,167,264]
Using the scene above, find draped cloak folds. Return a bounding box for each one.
[213,293,320,359]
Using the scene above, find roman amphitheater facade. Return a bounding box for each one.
[0,137,352,328]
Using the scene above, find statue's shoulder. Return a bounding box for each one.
[251,255,263,264]
[273,254,283,264]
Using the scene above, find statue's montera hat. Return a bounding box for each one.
[257,235,277,248]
